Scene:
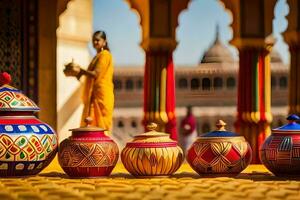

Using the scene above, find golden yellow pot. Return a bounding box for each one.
[121,123,183,177]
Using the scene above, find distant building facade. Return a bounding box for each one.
[112,34,289,147]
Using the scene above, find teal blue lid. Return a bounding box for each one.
[273,114,300,132]
[201,120,239,137]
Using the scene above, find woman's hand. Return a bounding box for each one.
[64,62,81,77]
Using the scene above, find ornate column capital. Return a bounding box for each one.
[220,0,276,48]
[125,0,191,52]
[141,38,178,52]
[231,36,275,50]
[283,0,300,46]
[284,31,300,47]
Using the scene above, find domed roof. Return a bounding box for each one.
[200,26,234,64]
[270,49,283,63]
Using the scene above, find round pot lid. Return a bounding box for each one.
[0,73,39,112]
[201,120,239,137]
[129,123,176,143]
[272,114,300,133]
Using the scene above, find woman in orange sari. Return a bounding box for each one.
[64,31,114,131]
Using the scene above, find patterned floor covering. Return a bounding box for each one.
[0,157,299,200]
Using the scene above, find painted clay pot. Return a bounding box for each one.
[260,114,300,176]
[187,120,252,176]
[121,123,183,177]
[58,118,119,177]
[0,74,58,176]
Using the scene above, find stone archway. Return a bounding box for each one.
[126,0,191,140]
[55,0,93,140]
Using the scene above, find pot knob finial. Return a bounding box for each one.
[147,122,158,131]
[216,120,226,131]
[287,114,300,123]
[0,72,11,86]
[84,117,93,127]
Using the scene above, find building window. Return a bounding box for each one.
[126,79,134,90]
[114,79,122,90]
[191,78,200,90]
[213,77,223,90]
[178,78,188,89]
[118,120,124,128]
[226,77,236,89]
[201,123,211,133]
[137,79,143,89]
[131,120,137,128]
[271,76,276,88]
[279,76,287,89]
[202,78,211,90]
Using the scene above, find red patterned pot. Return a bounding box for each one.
[187,120,252,176]
[260,114,300,176]
[0,73,57,176]
[58,118,119,177]
[121,123,183,177]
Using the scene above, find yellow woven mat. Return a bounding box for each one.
[0,157,299,200]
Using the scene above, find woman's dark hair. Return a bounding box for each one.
[93,30,110,51]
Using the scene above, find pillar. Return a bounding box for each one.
[283,0,300,116]
[221,0,277,163]
[126,0,190,140]
[38,0,72,130]
[38,0,59,130]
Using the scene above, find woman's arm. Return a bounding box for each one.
[64,62,98,80]
[77,68,98,79]
[67,51,108,80]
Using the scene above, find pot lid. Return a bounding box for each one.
[201,120,238,137]
[70,117,106,132]
[0,72,39,111]
[272,114,300,132]
[130,123,175,143]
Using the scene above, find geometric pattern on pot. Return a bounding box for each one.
[59,142,119,168]
[121,146,184,176]
[0,134,57,161]
[191,141,249,173]
[259,114,300,175]
[261,135,300,163]
[0,88,39,110]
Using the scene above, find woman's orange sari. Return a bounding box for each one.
[81,50,114,131]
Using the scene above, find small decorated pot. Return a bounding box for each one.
[0,73,58,176]
[121,123,183,177]
[187,120,252,176]
[260,114,300,176]
[58,118,119,177]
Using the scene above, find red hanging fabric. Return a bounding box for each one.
[165,53,177,140]
[259,50,266,122]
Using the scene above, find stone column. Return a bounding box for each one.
[126,0,190,140]
[38,0,71,131]
[283,0,300,115]
[235,41,273,163]
[221,0,277,163]
[38,0,59,130]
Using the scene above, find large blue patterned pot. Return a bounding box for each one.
[260,114,300,176]
[0,74,57,176]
